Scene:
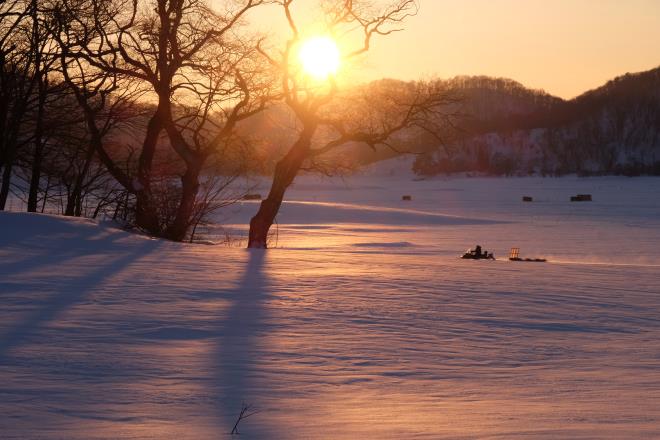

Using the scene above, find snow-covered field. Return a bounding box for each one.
[1,176,660,439]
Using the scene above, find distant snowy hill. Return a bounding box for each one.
[413,67,660,176]
[213,67,660,177]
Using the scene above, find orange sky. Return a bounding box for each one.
[241,0,660,99]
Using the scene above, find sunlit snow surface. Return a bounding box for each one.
[1,176,660,439]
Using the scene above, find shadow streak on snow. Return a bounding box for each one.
[214,249,271,435]
[0,234,129,282]
[0,213,129,278]
[473,318,636,334]
[0,239,160,363]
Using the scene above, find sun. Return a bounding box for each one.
[298,37,340,80]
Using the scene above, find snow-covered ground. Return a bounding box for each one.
[1,176,660,439]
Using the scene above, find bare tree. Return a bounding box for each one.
[0,0,33,210]
[50,0,270,240]
[247,0,456,248]
[0,0,96,212]
[24,0,51,211]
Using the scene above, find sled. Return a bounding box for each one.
[508,247,547,262]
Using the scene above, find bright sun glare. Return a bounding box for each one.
[298,37,340,80]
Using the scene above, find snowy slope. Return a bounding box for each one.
[1,176,660,439]
[357,155,417,178]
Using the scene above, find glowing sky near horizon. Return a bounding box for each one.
[239,0,660,99]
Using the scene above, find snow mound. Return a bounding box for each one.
[0,212,138,248]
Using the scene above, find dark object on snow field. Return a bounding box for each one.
[570,194,592,202]
[522,196,533,202]
[508,247,547,262]
[462,245,495,260]
[402,195,412,201]
[461,251,495,260]
[243,194,262,201]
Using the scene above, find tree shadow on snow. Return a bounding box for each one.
[0,213,135,279]
[214,249,272,435]
[0,238,161,363]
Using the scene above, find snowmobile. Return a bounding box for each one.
[461,249,495,260]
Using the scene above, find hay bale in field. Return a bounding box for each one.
[571,194,592,202]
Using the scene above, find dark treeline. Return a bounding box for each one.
[412,68,660,177]
[0,0,269,241]
[0,0,125,217]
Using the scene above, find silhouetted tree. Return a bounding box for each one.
[0,0,32,210]
[248,0,457,248]
[51,0,269,240]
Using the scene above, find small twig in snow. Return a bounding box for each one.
[230,402,259,435]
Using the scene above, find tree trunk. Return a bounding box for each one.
[248,127,315,248]
[135,191,159,234]
[0,159,13,210]
[64,188,77,216]
[27,77,46,212]
[65,141,96,216]
[166,161,203,241]
[0,92,27,211]
[133,111,163,234]
[27,140,44,212]
[0,129,19,210]
[40,174,50,213]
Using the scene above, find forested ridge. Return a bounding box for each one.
[411,67,660,176]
